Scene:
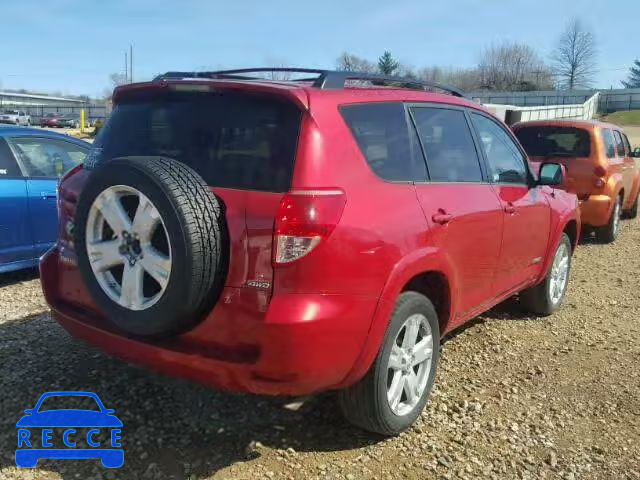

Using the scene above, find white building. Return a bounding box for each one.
[0,91,85,107]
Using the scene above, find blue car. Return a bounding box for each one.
[16,391,123,468]
[0,126,90,273]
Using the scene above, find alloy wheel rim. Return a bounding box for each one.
[549,242,569,305]
[86,185,172,311]
[386,313,433,416]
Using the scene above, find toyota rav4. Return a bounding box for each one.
[40,68,579,435]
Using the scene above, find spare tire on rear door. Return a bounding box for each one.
[74,156,228,337]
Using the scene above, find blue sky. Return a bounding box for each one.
[0,0,636,97]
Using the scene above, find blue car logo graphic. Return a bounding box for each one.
[16,391,123,468]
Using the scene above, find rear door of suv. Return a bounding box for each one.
[90,88,302,294]
[409,104,504,323]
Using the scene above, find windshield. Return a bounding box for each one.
[514,126,591,157]
[38,395,101,412]
[4,110,19,115]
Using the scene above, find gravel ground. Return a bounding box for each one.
[1,219,639,480]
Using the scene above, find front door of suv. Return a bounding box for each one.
[469,112,551,295]
[409,105,503,323]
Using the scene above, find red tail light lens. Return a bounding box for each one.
[594,165,607,178]
[274,189,346,264]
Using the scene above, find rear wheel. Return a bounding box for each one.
[596,195,622,243]
[338,292,440,435]
[623,193,638,219]
[520,233,572,316]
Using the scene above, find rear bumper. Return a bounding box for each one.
[41,247,377,396]
[579,194,611,227]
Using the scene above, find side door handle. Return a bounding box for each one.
[432,210,453,225]
[504,203,516,214]
[41,191,57,200]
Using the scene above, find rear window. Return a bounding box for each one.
[514,126,591,158]
[91,91,301,192]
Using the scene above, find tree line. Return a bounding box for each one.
[338,18,639,91]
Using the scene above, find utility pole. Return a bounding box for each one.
[130,44,133,83]
[125,51,128,83]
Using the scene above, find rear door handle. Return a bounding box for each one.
[432,211,453,224]
[504,203,516,214]
[41,191,57,200]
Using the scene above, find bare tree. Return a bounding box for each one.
[551,18,597,89]
[336,52,376,73]
[417,66,485,91]
[478,42,552,91]
[109,72,128,87]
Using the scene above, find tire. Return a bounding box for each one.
[596,195,622,243]
[623,193,638,219]
[74,156,228,337]
[337,292,440,436]
[520,233,572,316]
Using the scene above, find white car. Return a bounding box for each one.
[0,109,31,126]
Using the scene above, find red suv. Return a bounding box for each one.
[40,68,579,435]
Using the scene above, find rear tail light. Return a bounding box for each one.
[274,189,346,264]
[593,165,607,188]
[594,165,607,178]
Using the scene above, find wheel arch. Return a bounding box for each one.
[563,219,579,252]
[337,248,455,388]
[402,271,451,334]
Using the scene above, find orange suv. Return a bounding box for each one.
[513,120,640,243]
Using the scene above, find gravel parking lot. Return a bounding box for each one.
[1,218,639,479]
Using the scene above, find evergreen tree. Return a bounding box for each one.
[378,51,399,75]
[622,60,640,88]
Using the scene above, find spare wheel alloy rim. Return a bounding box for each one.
[86,185,172,311]
[386,313,433,416]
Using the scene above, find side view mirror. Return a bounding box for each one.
[631,147,640,158]
[538,162,566,187]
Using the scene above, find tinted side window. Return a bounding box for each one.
[602,129,617,159]
[341,103,423,181]
[411,107,482,182]
[471,113,528,184]
[613,130,626,157]
[0,138,23,177]
[9,137,87,178]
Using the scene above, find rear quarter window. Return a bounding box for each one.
[601,129,617,159]
[514,126,591,158]
[92,91,301,193]
[340,103,425,182]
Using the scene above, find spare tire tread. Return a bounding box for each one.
[74,156,228,337]
[139,157,223,313]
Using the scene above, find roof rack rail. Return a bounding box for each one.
[152,68,467,98]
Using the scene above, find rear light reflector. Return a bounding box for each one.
[594,165,607,177]
[274,189,346,264]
